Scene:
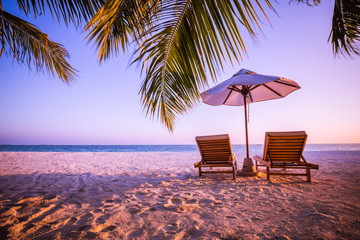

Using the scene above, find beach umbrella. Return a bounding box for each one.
[201,68,301,175]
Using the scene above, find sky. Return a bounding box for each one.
[0,1,360,145]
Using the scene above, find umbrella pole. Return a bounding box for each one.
[238,94,259,176]
[243,95,249,158]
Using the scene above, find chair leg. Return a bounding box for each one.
[198,167,202,177]
[232,166,236,180]
[266,167,270,180]
[306,168,311,182]
[255,160,258,170]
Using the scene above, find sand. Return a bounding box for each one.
[0,151,359,239]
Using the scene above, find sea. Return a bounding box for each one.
[1,144,360,154]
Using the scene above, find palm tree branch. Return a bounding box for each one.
[86,0,128,62]
[134,0,273,131]
[134,1,197,130]
[16,0,104,27]
[158,0,191,129]
[329,0,360,56]
[85,0,156,62]
[292,0,360,56]
[0,9,76,82]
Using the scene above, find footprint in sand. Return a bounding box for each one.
[48,220,59,225]
[177,203,199,213]
[128,207,142,215]
[164,222,179,234]
[95,214,110,224]
[164,197,183,208]
[92,223,117,233]
[182,192,199,204]
[126,227,144,239]
[135,191,149,200]
[103,199,114,208]
[163,197,199,213]
[185,198,198,204]
[170,198,182,205]
[22,223,36,233]
[66,217,78,225]
[55,216,79,235]
[198,199,214,206]
[44,194,57,200]
[18,216,29,222]
[77,224,92,232]
[68,200,82,208]
[102,225,117,232]
[211,201,222,206]
[75,212,93,230]
[91,213,117,233]
[92,209,103,214]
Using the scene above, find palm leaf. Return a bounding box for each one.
[85,0,154,62]
[292,0,360,56]
[135,0,273,131]
[329,0,360,56]
[16,0,104,27]
[0,0,105,82]
[0,9,76,82]
[86,0,273,131]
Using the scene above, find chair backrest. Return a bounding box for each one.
[263,131,307,164]
[196,134,233,163]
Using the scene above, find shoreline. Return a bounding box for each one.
[0,151,359,239]
[1,143,360,154]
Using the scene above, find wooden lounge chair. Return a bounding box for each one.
[254,131,319,182]
[194,134,237,179]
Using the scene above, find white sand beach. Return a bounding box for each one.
[0,151,359,239]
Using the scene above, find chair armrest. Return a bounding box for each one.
[228,154,237,165]
[300,154,308,163]
[253,155,271,167]
[301,155,319,169]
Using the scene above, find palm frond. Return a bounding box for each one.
[85,0,273,131]
[0,9,76,82]
[16,0,104,27]
[134,0,273,131]
[85,0,154,62]
[329,0,360,56]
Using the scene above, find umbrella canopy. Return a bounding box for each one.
[201,69,300,106]
[201,68,301,161]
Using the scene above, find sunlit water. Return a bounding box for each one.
[1,144,360,157]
